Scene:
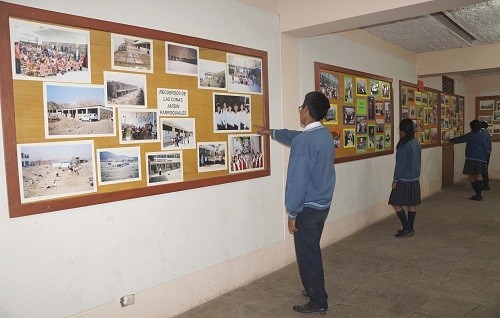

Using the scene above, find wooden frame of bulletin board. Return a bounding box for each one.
[476,95,500,141]
[399,81,441,148]
[314,62,394,163]
[0,1,270,218]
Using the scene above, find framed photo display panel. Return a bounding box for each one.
[441,93,465,142]
[315,62,394,163]
[0,2,270,217]
[476,95,500,141]
[399,81,441,148]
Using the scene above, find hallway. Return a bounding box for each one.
[176,180,500,317]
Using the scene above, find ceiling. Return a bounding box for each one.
[363,0,500,76]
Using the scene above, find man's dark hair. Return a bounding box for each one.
[470,119,481,132]
[481,120,488,129]
[303,91,330,121]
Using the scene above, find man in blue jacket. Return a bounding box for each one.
[256,91,335,315]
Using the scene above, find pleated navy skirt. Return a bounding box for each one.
[462,159,486,175]
[388,180,421,206]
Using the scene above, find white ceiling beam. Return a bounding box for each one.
[280,0,486,38]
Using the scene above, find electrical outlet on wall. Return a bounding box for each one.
[120,294,135,307]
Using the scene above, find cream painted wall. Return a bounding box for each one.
[0,1,284,318]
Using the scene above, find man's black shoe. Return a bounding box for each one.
[292,302,328,315]
[469,195,483,201]
[301,290,309,298]
[395,229,413,238]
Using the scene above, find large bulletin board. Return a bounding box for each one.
[476,95,500,141]
[440,92,465,142]
[314,62,394,163]
[0,2,270,218]
[399,81,465,145]
[400,81,440,148]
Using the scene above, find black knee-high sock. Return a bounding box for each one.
[474,181,483,196]
[408,212,416,230]
[470,181,476,194]
[396,210,409,230]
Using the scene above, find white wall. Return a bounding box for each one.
[0,1,284,318]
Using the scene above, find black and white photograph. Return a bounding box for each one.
[319,71,339,99]
[323,104,338,125]
[227,53,262,94]
[44,82,114,138]
[105,71,146,108]
[343,129,355,148]
[431,128,438,142]
[146,151,183,186]
[197,142,227,173]
[401,108,409,119]
[111,34,152,73]
[228,134,264,173]
[161,118,196,150]
[343,106,355,125]
[198,59,226,90]
[368,125,375,149]
[478,115,493,125]
[356,136,367,153]
[356,77,367,95]
[497,101,500,111]
[493,124,500,134]
[409,106,416,119]
[17,140,96,203]
[375,100,384,116]
[10,18,90,83]
[493,111,500,121]
[415,91,422,105]
[213,93,251,133]
[381,82,390,99]
[479,100,494,110]
[97,147,141,185]
[355,116,368,134]
[408,89,414,102]
[385,101,391,123]
[166,42,198,76]
[401,87,407,107]
[344,75,353,103]
[369,79,379,95]
[384,125,392,148]
[376,119,385,133]
[119,108,158,144]
[376,135,384,151]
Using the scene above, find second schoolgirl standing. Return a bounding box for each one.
[389,118,422,238]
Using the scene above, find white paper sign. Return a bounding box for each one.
[157,88,188,116]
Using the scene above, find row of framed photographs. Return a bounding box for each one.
[10,18,263,95]
[323,99,391,126]
[319,71,391,101]
[332,124,392,153]
[44,81,254,140]
[17,134,264,203]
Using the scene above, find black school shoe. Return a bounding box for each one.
[470,195,483,201]
[395,229,414,238]
[292,302,328,315]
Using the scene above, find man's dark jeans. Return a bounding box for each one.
[294,206,330,308]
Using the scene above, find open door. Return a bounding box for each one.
[442,143,454,188]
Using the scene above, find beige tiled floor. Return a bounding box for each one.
[176,181,500,317]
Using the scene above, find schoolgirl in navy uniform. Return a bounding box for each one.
[389,118,421,238]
